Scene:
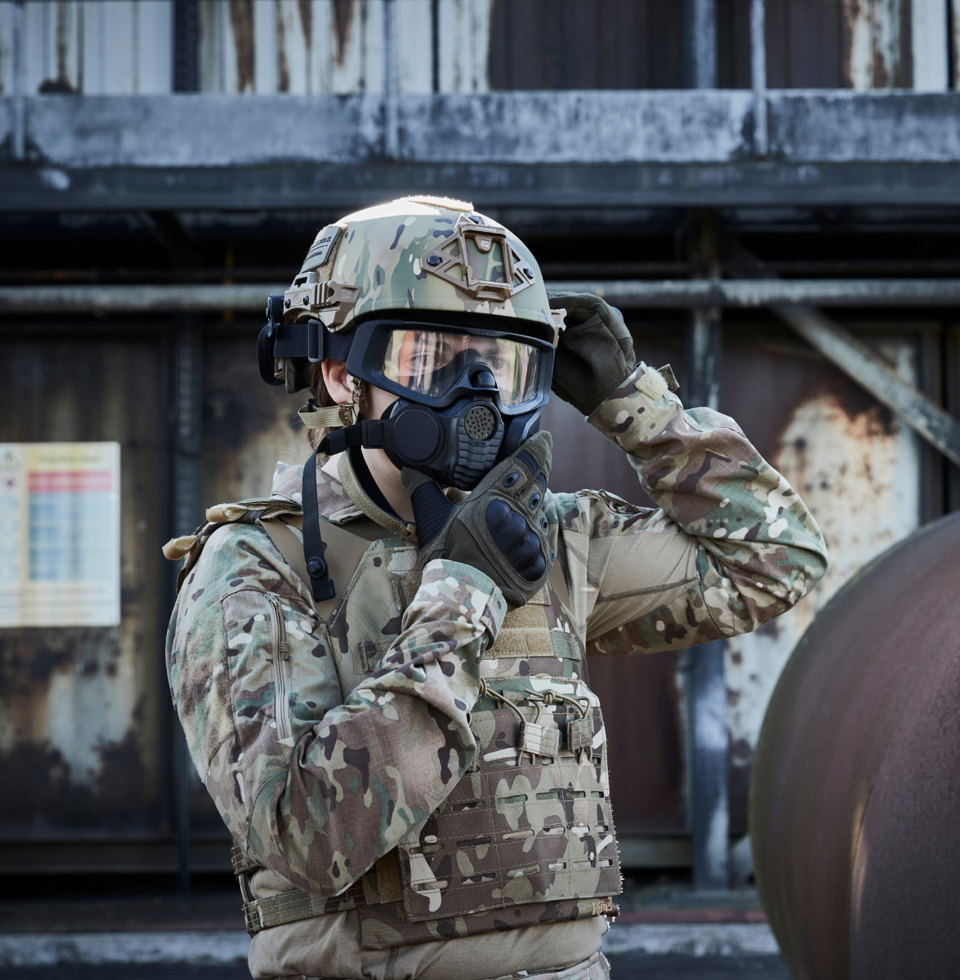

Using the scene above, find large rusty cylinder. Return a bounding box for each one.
[750,510,960,980]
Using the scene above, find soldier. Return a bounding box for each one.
[164,196,827,980]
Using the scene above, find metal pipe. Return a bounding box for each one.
[751,0,768,156]
[12,0,26,161]
[7,279,960,314]
[171,320,202,895]
[684,215,728,891]
[383,0,400,159]
[683,0,717,89]
[556,278,960,307]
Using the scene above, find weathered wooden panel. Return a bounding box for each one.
[436,0,493,93]
[198,0,392,95]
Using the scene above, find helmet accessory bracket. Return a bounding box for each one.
[422,215,536,302]
[283,276,361,327]
[258,294,355,386]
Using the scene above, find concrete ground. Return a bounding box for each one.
[0,873,792,979]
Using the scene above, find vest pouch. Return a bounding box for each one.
[356,701,621,950]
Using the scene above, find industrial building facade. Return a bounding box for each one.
[1,0,959,892]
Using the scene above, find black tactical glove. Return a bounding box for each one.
[402,432,553,609]
[547,291,637,416]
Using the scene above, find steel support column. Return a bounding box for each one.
[684,214,729,890]
[683,0,717,89]
[171,319,202,894]
[751,0,768,156]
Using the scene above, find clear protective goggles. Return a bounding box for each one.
[347,319,554,411]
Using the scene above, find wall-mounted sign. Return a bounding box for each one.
[0,442,121,628]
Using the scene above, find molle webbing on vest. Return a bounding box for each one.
[230,689,621,939]
[394,693,620,925]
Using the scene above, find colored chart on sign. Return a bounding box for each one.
[0,443,121,627]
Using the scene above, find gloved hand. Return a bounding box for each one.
[402,432,553,609]
[547,291,636,416]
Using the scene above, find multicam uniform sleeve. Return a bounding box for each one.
[166,529,506,896]
[554,363,828,655]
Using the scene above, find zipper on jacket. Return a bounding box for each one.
[266,594,294,746]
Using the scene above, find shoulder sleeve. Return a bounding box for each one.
[557,363,828,655]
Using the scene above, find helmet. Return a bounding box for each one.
[260,195,564,390]
[258,196,564,489]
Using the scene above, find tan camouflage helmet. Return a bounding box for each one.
[274,196,565,392]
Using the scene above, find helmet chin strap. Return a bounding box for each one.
[299,372,365,434]
[298,399,357,432]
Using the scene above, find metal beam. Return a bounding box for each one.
[3,91,960,210]
[718,244,960,471]
[751,0,768,156]
[774,304,960,469]
[6,279,960,315]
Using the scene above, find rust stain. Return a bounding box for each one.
[841,0,862,88]
[93,729,147,828]
[872,41,890,88]
[277,2,290,93]
[37,1,77,93]
[229,0,256,93]
[0,732,148,831]
[333,0,356,68]
[298,0,313,43]
[56,0,73,91]
[0,627,121,695]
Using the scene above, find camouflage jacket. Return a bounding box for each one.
[165,363,827,979]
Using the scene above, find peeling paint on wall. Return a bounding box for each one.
[843,0,912,89]
[726,349,921,838]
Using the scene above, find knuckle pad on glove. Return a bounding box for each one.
[484,499,547,583]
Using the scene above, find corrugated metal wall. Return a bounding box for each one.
[1,0,957,96]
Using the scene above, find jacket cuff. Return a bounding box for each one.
[587,362,683,449]
[418,558,509,643]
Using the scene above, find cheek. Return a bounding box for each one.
[365,385,397,420]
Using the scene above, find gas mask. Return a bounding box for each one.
[316,317,554,489]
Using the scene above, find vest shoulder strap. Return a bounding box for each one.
[260,512,392,622]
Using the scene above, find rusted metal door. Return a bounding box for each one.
[0,322,176,871]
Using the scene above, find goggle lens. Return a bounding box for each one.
[379,328,546,407]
